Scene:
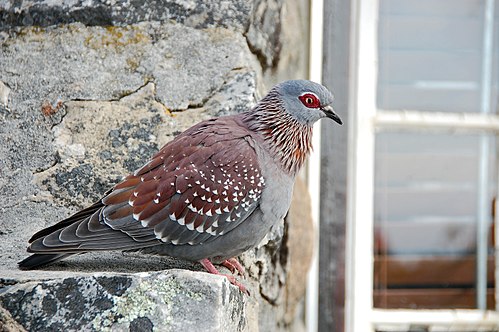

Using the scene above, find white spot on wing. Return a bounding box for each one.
[206,226,216,235]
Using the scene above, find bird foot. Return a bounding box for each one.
[199,258,250,295]
[220,258,245,276]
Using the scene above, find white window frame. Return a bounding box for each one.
[345,0,499,331]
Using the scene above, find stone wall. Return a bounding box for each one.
[0,1,313,331]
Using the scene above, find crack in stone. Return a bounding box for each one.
[0,279,20,290]
[258,284,280,306]
[33,157,59,175]
[168,85,220,113]
[116,80,155,102]
[169,67,252,113]
[48,106,68,130]
[243,0,283,72]
[68,80,155,104]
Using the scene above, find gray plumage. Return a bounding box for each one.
[18,80,342,292]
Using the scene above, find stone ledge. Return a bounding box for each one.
[0,268,258,332]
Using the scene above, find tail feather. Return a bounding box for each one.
[28,200,105,243]
[19,190,161,270]
[18,253,75,270]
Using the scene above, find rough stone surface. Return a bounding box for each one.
[0,305,26,332]
[0,0,313,331]
[0,0,288,80]
[0,0,252,30]
[0,270,258,332]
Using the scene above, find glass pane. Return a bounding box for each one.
[377,0,499,113]
[373,132,496,309]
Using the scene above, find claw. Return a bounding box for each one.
[224,274,250,295]
[221,258,245,276]
[199,258,250,295]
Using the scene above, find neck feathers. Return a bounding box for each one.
[242,92,313,175]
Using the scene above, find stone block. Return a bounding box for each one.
[0,270,258,332]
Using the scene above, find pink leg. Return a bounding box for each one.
[199,258,249,295]
[221,258,245,276]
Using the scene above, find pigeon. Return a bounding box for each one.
[18,80,342,293]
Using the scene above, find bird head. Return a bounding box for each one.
[275,80,342,126]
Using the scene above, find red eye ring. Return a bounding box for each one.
[298,93,321,108]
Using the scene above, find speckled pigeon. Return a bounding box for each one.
[18,80,342,293]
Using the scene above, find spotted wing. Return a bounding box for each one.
[101,118,265,246]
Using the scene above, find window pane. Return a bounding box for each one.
[373,132,496,309]
[377,0,499,113]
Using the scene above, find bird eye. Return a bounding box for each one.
[298,93,321,108]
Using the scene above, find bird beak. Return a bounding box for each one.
[322,105,342,125]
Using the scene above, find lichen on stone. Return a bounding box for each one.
[84,25,151,52]
[92,272,204,331]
